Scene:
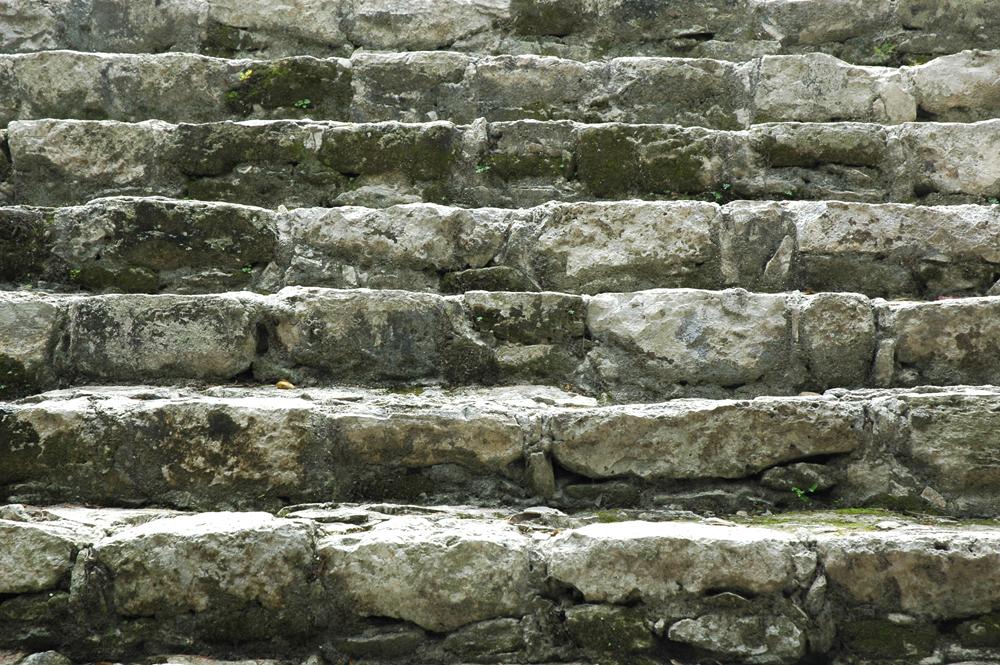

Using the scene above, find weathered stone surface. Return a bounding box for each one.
[320,515,534,631]
[881,298,1000,386]
[754,53,914,125]
[50,196,278,294]
[549,397,864,480]
[5,51,999,128]
[4,0,995,63]
[585,289,794,395]
[4,288,1000,402]
[93,512,318,634]
[3,506,1000,662]
[512,200,721,294]
[60,293,260,382]
[0,385,537,508]
[791,201,1000,298]
[908,50,1000,122]
[0,520,77,594]
[0,292,62,399]
[8,119,1000,208]
[272,203,512,292]
[668,612,807,664]
[544,521,816,603]
[9,198,1000,299]
[819,528,1000,619]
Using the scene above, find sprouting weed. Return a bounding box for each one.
[792,483,820,504]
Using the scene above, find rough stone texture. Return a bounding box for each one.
[3,0,997,64]
[320,515,534,631]
[8,198,1000,300]
[548,397,865,480]
[543,521,816,603]
[9,385,1000,515]
[881,298,1000,387]
[0,520,78,594]
[668,612,807,664]
[19,48,1000,129]
[3,288,1000,402]
[819,528,1000,619]
[7,119,1000,209]
[0,292,63,399]
[60,293,261,383]
[3,506,1000,663]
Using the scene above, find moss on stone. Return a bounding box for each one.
[841,619,937,659]
[565,605,654,654]
[319,124,456,180]
[577,126,639,196]
[0,355,33,401]
[0,211,49,282]
[223,59,352,117]
[958,612,1000,647]
[75,265,160,293]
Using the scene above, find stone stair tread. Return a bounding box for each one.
[3,0,995,65]
[4,501,1000,663]
[4,196,1000,299]
[4,383,1000,516]
[2,49,999,127]
[1,286,997,402]
[4,118,1000,208]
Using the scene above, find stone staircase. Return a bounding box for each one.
[4,2,1000,665]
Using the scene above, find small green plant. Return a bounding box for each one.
[293,98,312,109]
[68,268,81,281]
[709,182,732,202]
[988,197,999,205]
[792,483,820,504]
[240,264,253,274]
[475,164,491,174]
[238,68,254,82]
[225,90,241,101]
[872,42,897,64]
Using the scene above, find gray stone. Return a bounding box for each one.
[320,515,534,631]
[543,521,816,603]
[819,528,1000,619]
[93,512,318,631]
[61,293,261,382]
[668,612,807,664]
[0,521,77,594]
[549,397,864,480]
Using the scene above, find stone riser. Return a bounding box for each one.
[5,197,1000,300]
[3,50,998,128]
[2,385,999,517]
[4,119,1000,209]
[2,287,999,402]
[4,504,1000,664]
[3,0,995,65]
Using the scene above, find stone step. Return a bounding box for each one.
[3,50,999,128]
[4,384,1000,516]
[6,197,1000,300]
[4,0,996,65]
[3,119,999,209]
[1,286,998,402]
[4,503,1000,664]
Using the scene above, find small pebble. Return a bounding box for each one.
[276,380,296,390]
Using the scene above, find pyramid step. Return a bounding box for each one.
[4,119,1000,208]
[4,384,1000,516]
[3,0,994,65]
[2,286,1000,401]
[2,50,999,127]
[3,504,1000,663]
[4,196,1000,300]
